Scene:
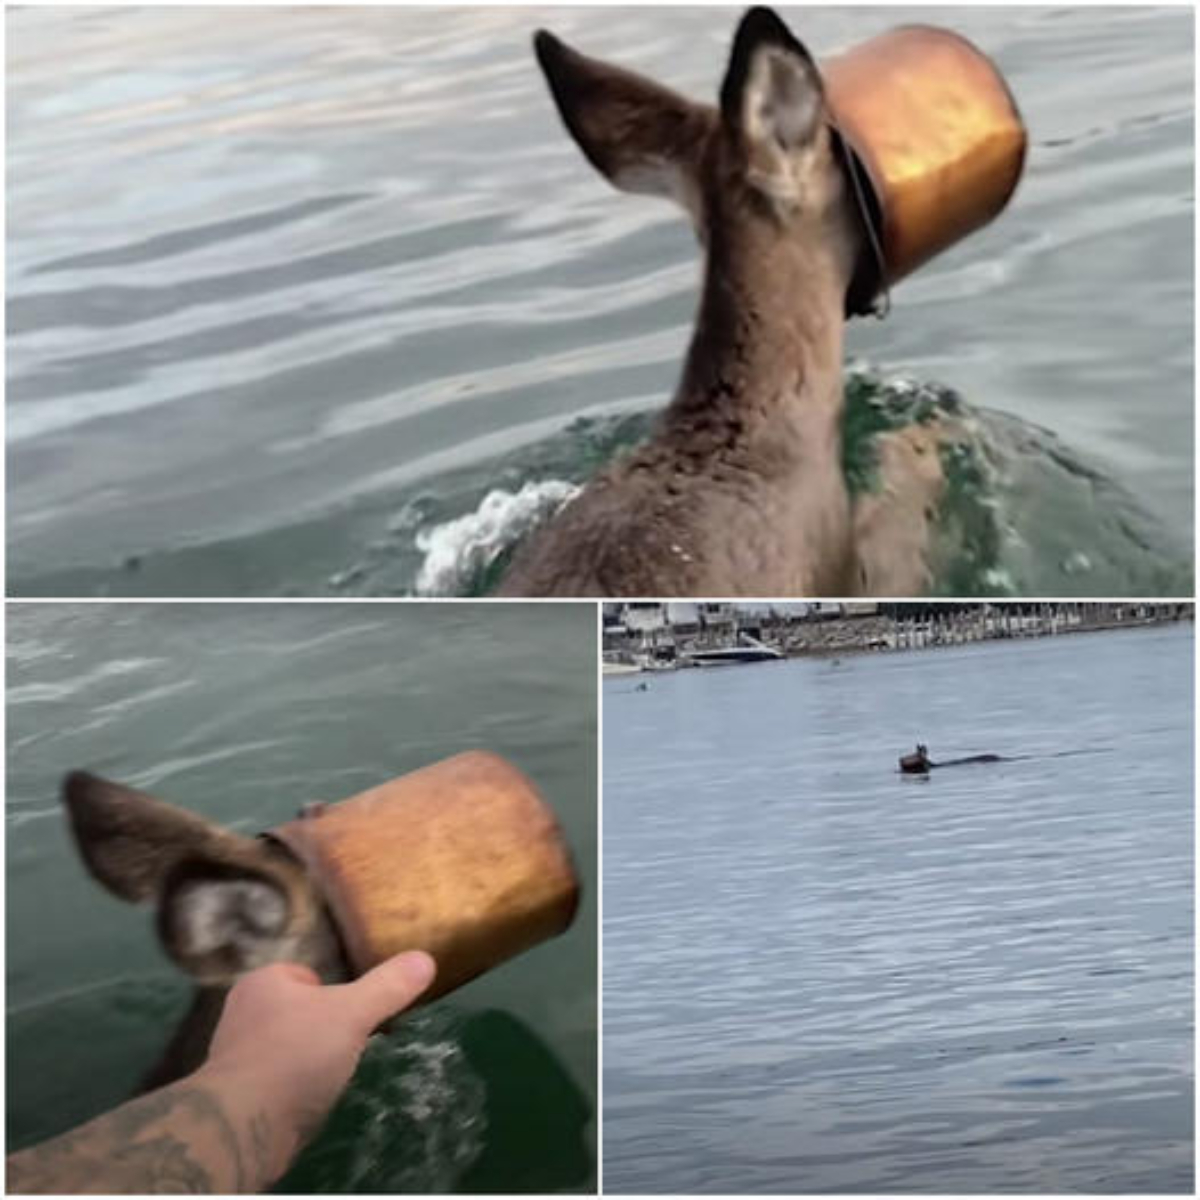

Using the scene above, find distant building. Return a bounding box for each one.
[806,602,845,621]
[842,602,879,617]
[601,601,744,646]
[622,603,669,635]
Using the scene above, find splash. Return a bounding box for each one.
[413,479,580,596]
[31,373,1183,599]
[283,1010,487,1193]
[404,376,1187,598]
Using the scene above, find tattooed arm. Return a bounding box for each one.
[6,1073,267,1194]
[7,951,437,1195]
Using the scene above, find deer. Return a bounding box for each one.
[60,770,347,1091]
[499,6,951,598]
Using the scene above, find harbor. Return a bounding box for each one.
[604,612,1193,1194]
[602,602,1192,672]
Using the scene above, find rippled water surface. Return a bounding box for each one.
[6,6,1194,596]
[603,624,1193,1193]
[6,602,597,1193]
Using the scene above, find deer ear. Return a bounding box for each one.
[62,771,247,903]
[534,29,713,211]
[720,7,825,151]
[63,771,331,984]
[157,856,308,984]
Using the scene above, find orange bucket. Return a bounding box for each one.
[822,26,1027,315]
[270,751,580,999]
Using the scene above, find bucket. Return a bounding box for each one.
[270,751,580,999]
[822,26,1027,316]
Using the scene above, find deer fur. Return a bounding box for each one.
[62,771,346,1088]
[500,7,947,598]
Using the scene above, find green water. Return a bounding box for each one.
[6,602,597,1193]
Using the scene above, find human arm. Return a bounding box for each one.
[6,951,436,1194]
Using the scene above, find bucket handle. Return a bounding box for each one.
[833,118,891,320]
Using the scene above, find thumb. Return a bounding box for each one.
[339,950,437,1033]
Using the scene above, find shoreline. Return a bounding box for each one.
[776,607,1190,660]
[602,604,1191,673]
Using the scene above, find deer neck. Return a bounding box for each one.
[139,985,229,1093]
[667,213,851,450]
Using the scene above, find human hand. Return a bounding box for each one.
[200,951,436,1170]
[6,953,437,1196]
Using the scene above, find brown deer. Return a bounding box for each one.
[61,771,346,1090]
[499,6,950,598]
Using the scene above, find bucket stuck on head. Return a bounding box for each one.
[822,24,1027,315]
[63,751,580,999]
[269,751,581,998]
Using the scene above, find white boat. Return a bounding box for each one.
[637,654,679,672]
[602,659,642,676]
[683,634,783,667]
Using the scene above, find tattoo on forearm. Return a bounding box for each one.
[6,1083,250,1194]
[110,1135,211,1193]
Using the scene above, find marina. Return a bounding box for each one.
[603,620,1194,1193]
[602,602,1191,672]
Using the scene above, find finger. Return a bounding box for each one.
[339,951,437,1032]
[227,961,319,1001]
[272,962,322,987]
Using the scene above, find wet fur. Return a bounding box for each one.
[501,8,945,597]
[854,423,955,595]
[62,771,346,1089]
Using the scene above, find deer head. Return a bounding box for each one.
[534,6,870,315]
[62,771,346,988]
[496,7,874,598]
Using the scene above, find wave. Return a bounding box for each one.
[285,1009,487,1193]
[413,479,579,596]
[10,370,1188,600]
[405,369,1190,599]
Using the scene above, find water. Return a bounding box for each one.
[603,624,1193,1193]
[6,601,597,1193]
[6,6,1193,597]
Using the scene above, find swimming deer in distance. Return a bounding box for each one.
[500,6,949,597]
[62,771,346,1090]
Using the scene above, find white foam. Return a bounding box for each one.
[318,1015,487,1192]
[414,479,580,596]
